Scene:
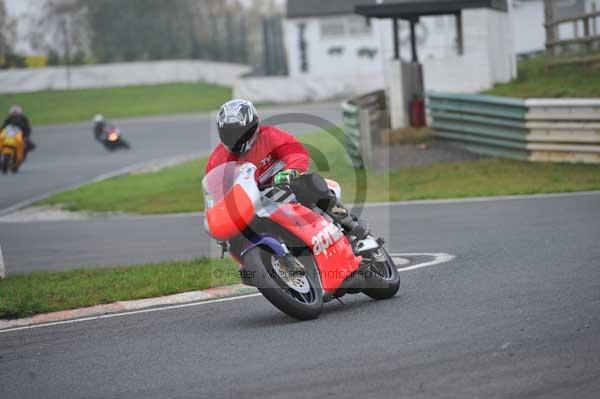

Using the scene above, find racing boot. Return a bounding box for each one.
[327,198,370,240]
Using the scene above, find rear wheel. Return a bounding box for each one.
[243,246,323,320]
[1,154,9,174]
[363,248,400,300]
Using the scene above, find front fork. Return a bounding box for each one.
[218,241,230,259]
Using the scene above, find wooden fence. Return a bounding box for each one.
[545,0,600,67]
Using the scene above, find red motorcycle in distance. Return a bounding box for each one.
[102,127,131,151]
[202,162,400,320]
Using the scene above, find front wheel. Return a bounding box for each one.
[243,247,323,321]
[363,248,400,300]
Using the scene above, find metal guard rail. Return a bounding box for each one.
[428,92,600,163]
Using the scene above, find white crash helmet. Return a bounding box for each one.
[10,105,23,116]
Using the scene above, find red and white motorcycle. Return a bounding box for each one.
[203,162,400,320]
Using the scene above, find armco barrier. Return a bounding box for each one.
[428,93,600,163]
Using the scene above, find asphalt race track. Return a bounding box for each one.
[1,192,599,398]
[2,192,600,275]
[0,109,599,398]
[0,105,342,213]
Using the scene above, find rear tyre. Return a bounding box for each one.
[243,246,323,321]
[363,248,400,300]
[1,155,9,174]
[120,140,131,150]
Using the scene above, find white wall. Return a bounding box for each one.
[423,9,516,93]
[234,73,385,104]
[284,15,390,82]
[512,0,546,55]
[0,60,251,94]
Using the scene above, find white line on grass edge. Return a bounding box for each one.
[0,252,454,334]
[0,244,5,279]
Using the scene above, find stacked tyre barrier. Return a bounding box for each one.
[342,90,388,168]
[428,92,600,163]
[342,101,363,168]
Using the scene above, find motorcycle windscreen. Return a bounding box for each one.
[3,125,22,137]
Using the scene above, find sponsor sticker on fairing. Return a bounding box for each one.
[311,220,344,256]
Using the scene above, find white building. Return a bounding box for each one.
[237,0,518,103]
[235,0,599,103]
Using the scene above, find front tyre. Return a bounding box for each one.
[243,247,323,321]
[363,248,400,300]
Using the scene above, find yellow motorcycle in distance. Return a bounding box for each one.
[0,125,25,174]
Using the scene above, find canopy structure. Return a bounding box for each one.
[355,0,508,62]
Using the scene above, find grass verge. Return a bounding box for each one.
[485,56,600,98]
[0,258,241,319]
[0,82,232,125]
[41,129,600,214]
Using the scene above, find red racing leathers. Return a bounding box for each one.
[206,125,310,186]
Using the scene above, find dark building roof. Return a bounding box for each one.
[287,0,376,19]
[287,0,507,19]
[356,0,508,19]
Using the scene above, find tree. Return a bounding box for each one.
[25,0,282,66]
[81,0,196,62]
[0,0,17,66]
[47,49,61,66]
[27,0,91,60]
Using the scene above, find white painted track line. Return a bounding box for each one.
[0,294,263,334]
[0,244,5,279]
[0,252,455,334]
[391,253,456,272]
[362,190,600,208]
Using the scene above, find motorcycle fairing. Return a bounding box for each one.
[204,163,262,241]
[268,203,362,293]
[205,184,257,241]
[0,126,25,163]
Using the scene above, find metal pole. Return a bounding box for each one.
[583,18,591,55]
[592,3,597,36]
[61,18,72,89]
[456,11,464,55]
[544,0,557,59]
[410,19,418,63]
[393,18,400,60]
[262,17,272,75]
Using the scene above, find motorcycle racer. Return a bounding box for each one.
[1,105,35,158]
[206,99,369,240]
[93,114,107,141]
